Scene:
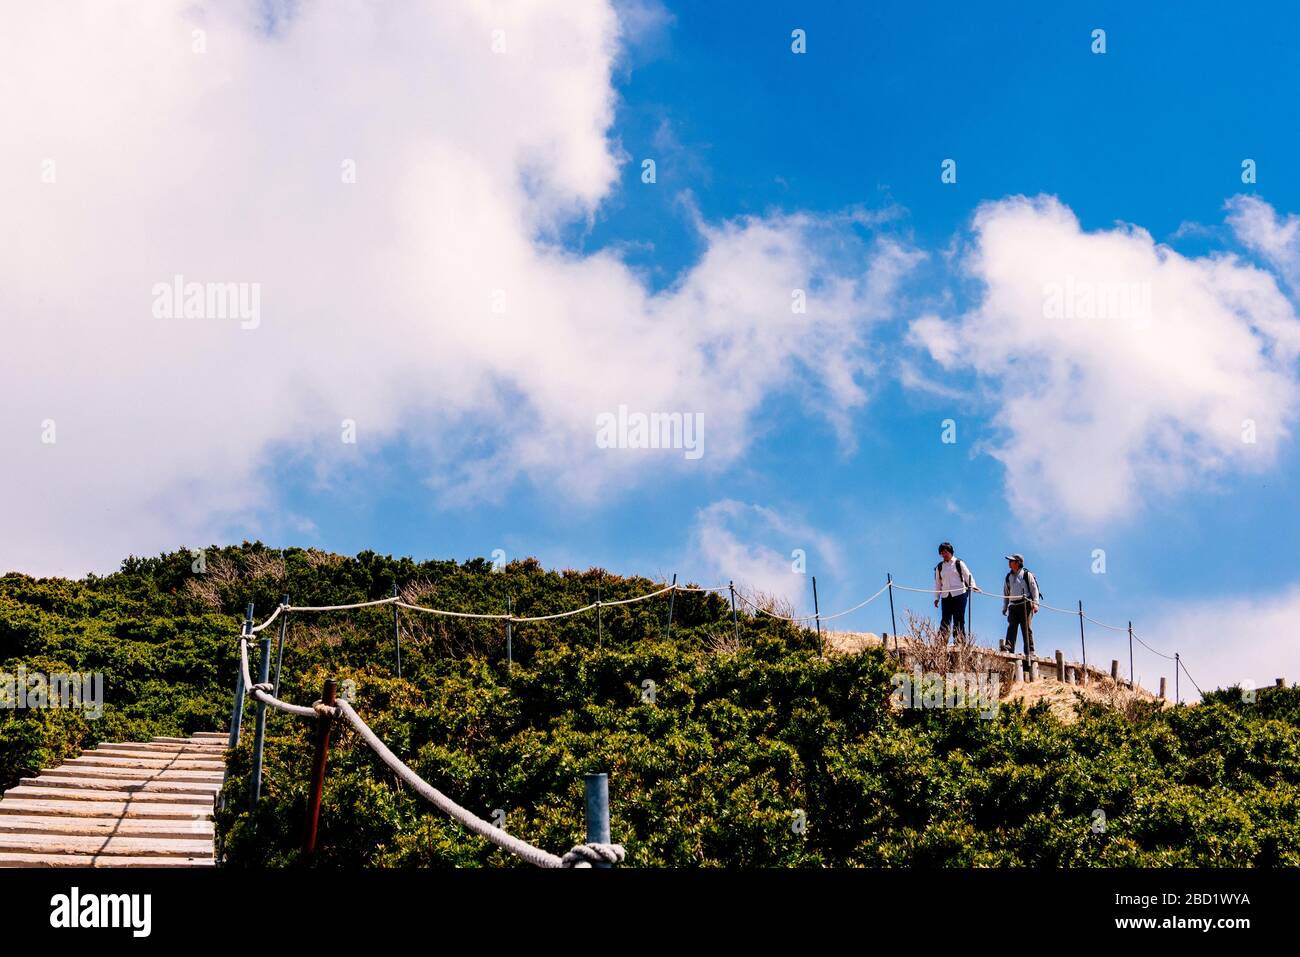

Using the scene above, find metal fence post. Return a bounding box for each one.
[584,772,612,869]
[886,574,898,653]
[219,601,254,815]
[729,581,740,643]
[1077,600,1088,687]
[664,573,677,641]
[1175,652,1180,704]
[302,678,337,857]
[812,575,822,656]
[272,593,289,697]
[392,582,402,678]
[1128,621,1134,689]
[506,595,513,675]
[596,579,602,648]
[227,601,253,750]
[250,621,272,809]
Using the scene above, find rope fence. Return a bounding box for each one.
[222,565,1231,866]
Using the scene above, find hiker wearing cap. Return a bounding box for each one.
[932,542,976,641]
[1001,554,1039,667]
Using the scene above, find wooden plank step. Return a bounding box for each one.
[89,748,226,754]
[69,755,224,770]
[22,776,220,796]
[3,785,214,806]
[0,852,215,868]
[190,732,228,739]
[0,798,211,820]
[0,815,213,840]
[44,765,223,782]
[100,742,225,755]
[0,832,213,857]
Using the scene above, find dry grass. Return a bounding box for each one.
[705,627,741,657]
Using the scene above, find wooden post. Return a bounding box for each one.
[1277,678,1285,688]
[1159,676,1167,700]
[1066,666,1076,685]
[1013,659,1024,683]
[1111,659,1120,681]
[1029,660,1039,682]
[302,678,337,857]
[1055,649,1065,681]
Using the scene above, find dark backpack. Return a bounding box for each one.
[1004,569,1043,600]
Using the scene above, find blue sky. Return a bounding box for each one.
[4,1,1299,696]
[269,1,1298,693]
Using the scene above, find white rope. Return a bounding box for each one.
[596,584,678,608]
[250,603,286,633]
[287,597,399,614]
[393,601,510,620]
[239,637,317,719]
[817,583,892,622]
[335,699,623,868]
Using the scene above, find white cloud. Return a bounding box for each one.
[688,499,839,610]
[1140,585,1300,702]
[1226,194,1300,292]
[0,1,915,575]
[909,195,1300,526]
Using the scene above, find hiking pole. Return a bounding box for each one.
[812,575,822,656]
[886,574,899,653]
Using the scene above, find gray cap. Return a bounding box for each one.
[1005,553,1025,563]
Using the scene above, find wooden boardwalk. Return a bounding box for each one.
[0,733,225,867]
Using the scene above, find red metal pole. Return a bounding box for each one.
[302,678,337,857]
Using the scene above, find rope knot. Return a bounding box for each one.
[561,842,625,868]
[250,682,274,695]
[312,700,340,719]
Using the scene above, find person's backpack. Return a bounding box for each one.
[1004,569,1043,601]
[935,558,971,590]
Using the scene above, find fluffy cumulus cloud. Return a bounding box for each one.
[688,499,841,611]
[910,195,1300,526]
[1141,585,1300,702]
[0,1,915,575]
[1226,194,1300,293]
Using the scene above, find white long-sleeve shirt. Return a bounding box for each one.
[935,558,975,598]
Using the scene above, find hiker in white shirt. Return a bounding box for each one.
[932,542,975,641]
[1001,553,1040,670]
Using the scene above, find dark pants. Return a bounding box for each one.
[939,593,968,640]
[1005,605,1034,658]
